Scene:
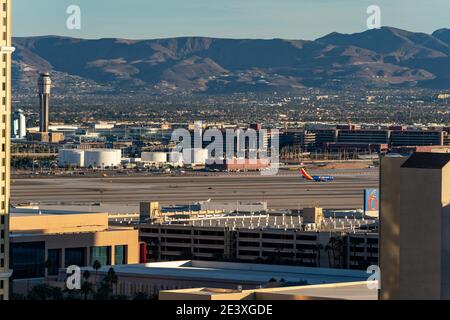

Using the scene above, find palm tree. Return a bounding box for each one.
[333,237,345,268]
[326,236,338,268]
[92,260,102,290]
[315,243,324,267]
[79,269,94,300]
[80,281,94,300]
[83,270,91,281]
[104,267,118,296]
[326,236,345,268]
[93,260,102,271]
[44,259,52,276]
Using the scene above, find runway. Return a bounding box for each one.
[10,169,379,210]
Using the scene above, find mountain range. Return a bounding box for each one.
[12,27,450,95]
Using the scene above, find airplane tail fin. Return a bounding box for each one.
[300,168,313,181]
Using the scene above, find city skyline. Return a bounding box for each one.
[12,0,450,40]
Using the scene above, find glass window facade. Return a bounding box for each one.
[114,245,127,265]
[65,248,86,268]
[10,242,45,279]
[90,246,111,267]
[47,249,61,276]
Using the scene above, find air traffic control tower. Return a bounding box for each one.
[38,72,51,133]
[27,73,63,143]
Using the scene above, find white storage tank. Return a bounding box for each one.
[183,148,208,165]
[168,151,183,166]
[141,152,167,164]
[84,149,122,168]
[58,149,85,167]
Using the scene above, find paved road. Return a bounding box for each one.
[11,169,379,210]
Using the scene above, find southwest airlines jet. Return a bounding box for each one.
[300,168,335,182]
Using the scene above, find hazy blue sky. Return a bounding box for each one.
[12,0,450,40]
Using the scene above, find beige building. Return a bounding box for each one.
[0,0,13,301]
[9,208,139,292]
[380,152,450,299]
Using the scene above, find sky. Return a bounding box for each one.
[12,0,450,40]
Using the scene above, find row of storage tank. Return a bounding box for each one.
[141,149,209,166]
[59,148,209,168]
[59,149,122,168]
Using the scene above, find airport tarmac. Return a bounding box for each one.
[10,169,379,210]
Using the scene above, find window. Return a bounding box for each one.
[90,246,111,266]
[65,248,86,268]
[10,242,45,279]
[47,249,61,276]
[114,245,127,265]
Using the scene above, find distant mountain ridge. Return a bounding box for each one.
[12,27,450,94]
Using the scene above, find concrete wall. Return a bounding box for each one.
[440,163,450,298]
[399,167,442,299]
[379,156,406,300]
[380,155,450,300]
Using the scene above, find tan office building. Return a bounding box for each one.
[9,208,139,292]
[380,152,450,299]
[0,0,13,301]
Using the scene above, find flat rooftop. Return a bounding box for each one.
[258,281,377,300]
[160,281,378,300]
[82,260,369,286]
[10,207,103,217]
[9,207,110,235]
[150,214,376,232]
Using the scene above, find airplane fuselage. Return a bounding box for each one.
[311,175,334,182]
